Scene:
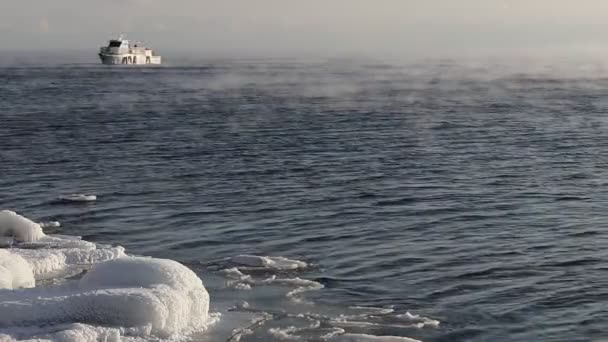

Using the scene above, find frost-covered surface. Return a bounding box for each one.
[0,210,215,341]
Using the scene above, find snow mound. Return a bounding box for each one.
[231,255,307,270]
[0,210,45,243]
[0,250,35,289]
[78,257,212,337]
[81,257,203,291]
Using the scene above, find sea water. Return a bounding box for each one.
[2,58,608,341]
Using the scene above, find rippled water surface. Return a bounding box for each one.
[3,59,608,341]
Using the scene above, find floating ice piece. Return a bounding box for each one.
[268,326,302,340]
[321,327,347,340]
[220,266,323,299]
[395,312,440,328]
[58,194,97,202]
[348,306,395,315]
[260,276,324,300]
[40,221,61,229]
[234,283,252,290]
[330,333,422,342]
[0,210,45,242]
[0,249,35,289]
[231,255,307,270]
[221,267,250,279]
[269,324,347,341]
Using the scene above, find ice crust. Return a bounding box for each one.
[0,210,214,341]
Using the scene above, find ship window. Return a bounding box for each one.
[109,41,122,47]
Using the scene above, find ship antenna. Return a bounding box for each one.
[118,33,124,40]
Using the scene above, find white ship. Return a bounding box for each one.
[98,35,161,65]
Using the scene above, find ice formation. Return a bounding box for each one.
[0,210,45,243]
[0,210,215,341]
[0,250,35,290]
[1,209,440,341]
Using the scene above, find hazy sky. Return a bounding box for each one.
[3,0,608,58]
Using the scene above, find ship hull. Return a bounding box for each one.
[98,53,161,65]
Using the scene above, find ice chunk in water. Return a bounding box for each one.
[331,334,422,342]
[39,221,61,229]
[58,194,97,202]
[231,255,308,270]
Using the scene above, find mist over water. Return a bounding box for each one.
[3,58,608,341]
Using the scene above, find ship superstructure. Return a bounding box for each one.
[99,35,161,65]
